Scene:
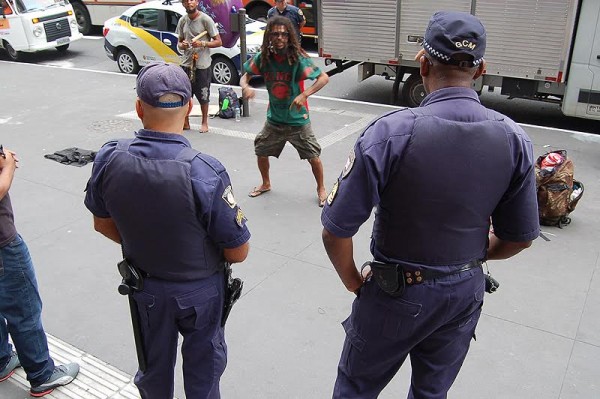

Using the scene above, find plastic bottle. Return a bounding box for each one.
[235,107,241,122]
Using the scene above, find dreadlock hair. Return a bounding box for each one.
[260,16,308,68]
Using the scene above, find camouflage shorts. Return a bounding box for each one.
[254,121,321,160]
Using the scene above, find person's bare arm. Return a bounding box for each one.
[322,228,362,294]
[0,149,18,201]
[291,71,329,110]
[198,33,222,49]
[486,233,532,260]
[240,73,256,99]
[224,242,249,263]
[93,216,122,244]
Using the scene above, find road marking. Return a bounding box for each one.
[1,60,597,136]
[117,101,378,149]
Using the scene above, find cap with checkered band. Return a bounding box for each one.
[423,11,486,68]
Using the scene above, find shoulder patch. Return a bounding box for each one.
[222,185,237,208]
[326,180,339,206]
[341,148,355,179]
[235,207,247,228]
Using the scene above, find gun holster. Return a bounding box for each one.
[370,261,405,297]
[221,262,243,327]
[117,258,144,295]
[484,274,500,293]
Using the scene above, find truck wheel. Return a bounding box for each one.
[117,49,139,74]
[248,4,270,22]
[402,73,426,107]
[211,56,239,86]
[57,44,69,52]
[3,40,22,61]
[72,1,92,35]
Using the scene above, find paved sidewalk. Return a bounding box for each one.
[1,62,599,398]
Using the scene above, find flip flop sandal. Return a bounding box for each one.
[249,187,271,197]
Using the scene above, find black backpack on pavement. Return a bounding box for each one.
[218,87,241,119]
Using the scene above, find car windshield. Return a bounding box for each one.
[14,0,66,12]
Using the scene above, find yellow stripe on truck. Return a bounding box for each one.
[115,18,180,64]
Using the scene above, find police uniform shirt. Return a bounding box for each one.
[84,129,250,280]
[267,4,304,38]
[321,87,540,267]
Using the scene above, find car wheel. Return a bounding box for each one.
[56,44,69,52]
[3,40,21,61]
[117,49,140,74]
[211,56,239,86]
[248,4,269,22]
[402,72,426,108]
[72,1,92,35]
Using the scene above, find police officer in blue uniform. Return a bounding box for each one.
[267,0,305,41]
[321,11,540,399]
[84,62,250,399]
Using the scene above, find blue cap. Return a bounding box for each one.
[136,62,192,108]
[423,11,486,67]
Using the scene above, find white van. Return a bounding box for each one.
[0,0,82,61]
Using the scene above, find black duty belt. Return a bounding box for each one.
[369,259,482,297]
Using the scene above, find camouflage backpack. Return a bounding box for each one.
[535,150,584,227]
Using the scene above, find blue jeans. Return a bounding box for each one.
[0,234,54,385]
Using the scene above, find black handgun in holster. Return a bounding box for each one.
[369,261,406,297]
[116,258,147,372]
[117,258,144,295]
[221,262,243,327]
[485,274,500,293]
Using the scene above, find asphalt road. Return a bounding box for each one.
[4,34,600,134]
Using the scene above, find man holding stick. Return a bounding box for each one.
[177,0,222,133]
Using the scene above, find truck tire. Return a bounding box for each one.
[211,56,239,86]
[402,73,426,108]
[117,49,139,74]
[248,3,270,22]
[57,44,69,52]
[72,1,92,35]
[3,40,22,61]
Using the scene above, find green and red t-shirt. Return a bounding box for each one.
[244,52,321,126]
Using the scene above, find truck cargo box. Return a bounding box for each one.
[319,0,578,83]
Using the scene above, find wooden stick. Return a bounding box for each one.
[191,31,208,42]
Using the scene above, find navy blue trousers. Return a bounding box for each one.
[132,272,226,399]
[333,267,485,399]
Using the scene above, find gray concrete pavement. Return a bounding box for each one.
[1,61,599,398]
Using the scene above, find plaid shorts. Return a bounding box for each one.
[254,121,321,160]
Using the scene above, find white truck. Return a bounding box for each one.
[0,0,82,60]
[317,0,600,120]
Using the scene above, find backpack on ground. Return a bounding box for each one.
[535,149,584,228]
[218,87,241,119]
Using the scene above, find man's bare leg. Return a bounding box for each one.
[200,103,209,133]
[308,157,327,206]
[249,156,272,197]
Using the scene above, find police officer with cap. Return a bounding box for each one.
[84,62,250,398]
[321,11,539,398]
